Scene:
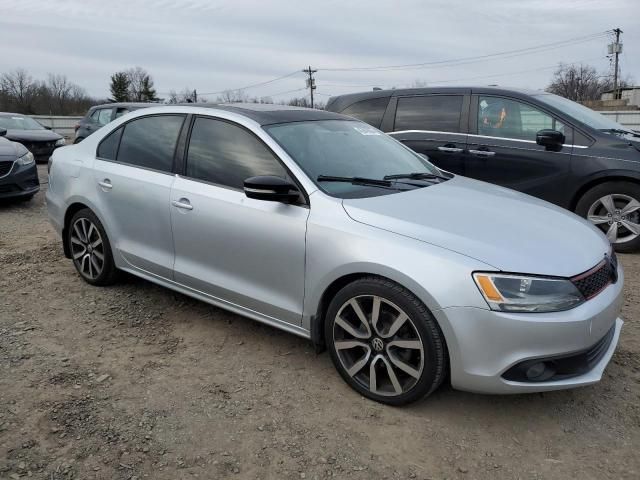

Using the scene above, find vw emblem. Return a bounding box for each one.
[372,338,384,352]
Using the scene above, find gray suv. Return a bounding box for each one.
[47,104,623,405]
[74,103,151,143]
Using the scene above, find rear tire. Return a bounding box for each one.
[576,181,640,253]
[67,208,119,286]
[325,276,447,405]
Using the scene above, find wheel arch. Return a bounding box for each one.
[570,171,640,212]
[62,200,113,259]
[309,269,444,354]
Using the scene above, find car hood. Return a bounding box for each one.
[342,176,610,277]
[5,129,62,142]
[0,137,26,161]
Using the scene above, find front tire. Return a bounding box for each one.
[576,181,640,253]
[67,209,119,286]
[325,276,447,405]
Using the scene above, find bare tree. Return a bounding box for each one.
[46,74,74,114]
[546,63,633,102]
[125,66,157,102]
[217,89,249,103]
[0,69,42,113]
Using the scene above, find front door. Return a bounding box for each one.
[465,95,572,205]
[388,94,469,175]
[170,116,309,325]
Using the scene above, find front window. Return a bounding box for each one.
[265,120,442,198]
[534,93,631,132]
[0,116,45,130]
[477,96,566,141]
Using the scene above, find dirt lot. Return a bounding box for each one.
[1,164,639,480]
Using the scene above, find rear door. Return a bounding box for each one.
[465,94,572,204]
[170,116,309,325]
[387,93,470,174]
[93,114,186,279]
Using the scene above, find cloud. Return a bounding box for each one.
[0,0,636,100]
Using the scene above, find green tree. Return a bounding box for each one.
[139,75,158,102]
[109,72,130,102]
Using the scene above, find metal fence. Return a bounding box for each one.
[29,115,83,140]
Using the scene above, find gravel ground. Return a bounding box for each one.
[1,164,639,479]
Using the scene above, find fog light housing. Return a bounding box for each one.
[526,362,548,380]
[503,360,556,382]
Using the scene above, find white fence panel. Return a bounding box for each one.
[29,115,83,140]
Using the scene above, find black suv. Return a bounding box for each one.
[327,87,640,252]
[74,103,152,143]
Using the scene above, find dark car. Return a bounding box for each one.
[74,103,152,143]
[327,87,640,252]
[0,113,66,163]
[0,128,39,202]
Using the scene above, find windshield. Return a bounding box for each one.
[0,115,46,131]
[265,120,441,198]
[534,93,630,132]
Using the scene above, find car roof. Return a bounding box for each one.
[122,103,349,126]
[326,86,547,111]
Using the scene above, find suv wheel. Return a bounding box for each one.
[67,209,119,285]
[325,276,447,405]
[576,181,640,252]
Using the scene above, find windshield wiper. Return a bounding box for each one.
[383,172,449,181]
[600,128,639,137]
[317,175,393,187]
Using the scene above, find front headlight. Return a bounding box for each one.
[16,151,35,166]
[473,272,584,313]
[55,138,66,147]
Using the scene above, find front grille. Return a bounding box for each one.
[572,253,618,300]
[0,161,13,177]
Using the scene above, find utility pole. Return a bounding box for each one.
[193,89,197,103]
[610,28,623,99]
[303,66,317,108]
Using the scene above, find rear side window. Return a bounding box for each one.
[186,117,287,189]
[116,115,185,172]
[97,127,123,160]
[394,95,463,133]
[89,110,100,123]
[97,109,112,126]
[115,108,130,119]
[340,97,390,128]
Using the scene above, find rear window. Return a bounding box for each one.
[340,97,390,128]
[394,95,463,133]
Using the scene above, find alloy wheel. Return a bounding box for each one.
[587,194,640,244]
[332,295,424,397]
[70,217,105,280]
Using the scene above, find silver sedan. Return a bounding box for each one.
[46,104,623,405]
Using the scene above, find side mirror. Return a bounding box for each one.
[244,175,300,203]
[0,128,6,137]
[44,125,52,130]
[536,129,565,151]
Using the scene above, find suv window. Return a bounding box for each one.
[117,115,185,172]
[115,108,130,119]
[186,117,287,189]
[478,96,566,142]
[97,127,123,160]
[89,109,100,123]
[340,97,390,128]
[97,109,113,126]
[394,95,463,133]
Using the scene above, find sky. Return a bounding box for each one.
[1,0,639,102]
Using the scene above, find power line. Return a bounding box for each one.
[196,70,302,96]
[318,31,612,72]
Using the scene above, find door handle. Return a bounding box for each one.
[437,146,463,153]
[98,179,112,190]
[171,199,193,211]
[468,149,496,157]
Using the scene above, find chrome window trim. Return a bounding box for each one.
[389,129,588,149]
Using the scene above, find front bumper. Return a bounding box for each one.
[435,265,624,394]
[0,161,39,199]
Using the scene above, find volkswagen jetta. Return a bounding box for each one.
[46,104,623,405]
